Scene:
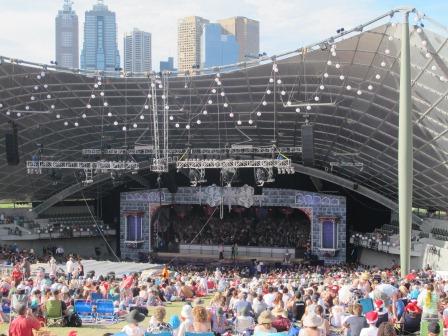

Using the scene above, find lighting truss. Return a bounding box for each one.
[176,158,291,170]
[329,162,364,167]
[26,160,139,175]
[81,146,302,156]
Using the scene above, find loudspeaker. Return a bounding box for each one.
[301,124,314,167]
[5,123,19,165]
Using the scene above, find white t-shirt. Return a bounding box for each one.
[121,324,145,336]
[66,260,74,274]
[359,326,378,336]
[263,293,275,307]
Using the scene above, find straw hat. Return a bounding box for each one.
[271,307,288,318]
[303,314,323,328]
[257,310,273,324]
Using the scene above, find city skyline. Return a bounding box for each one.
[55,0,79,68]
[0,1,447,72]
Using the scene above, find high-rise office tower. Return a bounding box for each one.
[201,23,239,68]
[217,17,260,61]
[55,0,79,68]
[80,0,120,71]
[177,16,209,73]
[160,57,176,72]
[124,28,152,73]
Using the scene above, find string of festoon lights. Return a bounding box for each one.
[3,69,56,118]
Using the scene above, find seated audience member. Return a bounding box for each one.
[343,303,367,336]
[8,303,41,336]
[271,306,291,332]
[235,306,255,333]
[359,311,379,336]
[376,322,397,336]
[122,309,146,336]
[300,314,323,336]
[148,306,172,332]
[254,310,277,334]
[374,300,389,328]
[401,300,421,334]
[191,306,211,332]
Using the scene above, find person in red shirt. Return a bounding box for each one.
[8,303,41,336]
[12,264,23,286]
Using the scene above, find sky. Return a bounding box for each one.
[0,0,447,71]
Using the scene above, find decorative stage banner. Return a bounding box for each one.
[201,184,254,208]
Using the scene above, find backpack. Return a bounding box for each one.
[67,312,82,327]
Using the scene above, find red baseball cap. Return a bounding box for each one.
[365,311,378,324]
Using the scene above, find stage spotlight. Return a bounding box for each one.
[255,167,274,186]
[221,167,237,187]
[189,168,206,187]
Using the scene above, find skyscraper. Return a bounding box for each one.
[80,0,120,71]
[201,23,239,68]
[124,28,152,73]
[217,17,260,61]
[177,16,209,73]
[55,0,79,69]
[160,57,176,72]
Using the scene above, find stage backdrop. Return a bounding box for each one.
[120,185,346,264]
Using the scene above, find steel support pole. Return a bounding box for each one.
[398,12,413,277]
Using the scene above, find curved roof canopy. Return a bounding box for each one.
[0,10,447,210]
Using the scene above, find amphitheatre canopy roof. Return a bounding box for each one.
[0,9,447,210]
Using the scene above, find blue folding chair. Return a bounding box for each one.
[145,332,173,336]
[185,333,215,336]
[74,299,95,323]
[91,292,103,302]
[96,299,117,323]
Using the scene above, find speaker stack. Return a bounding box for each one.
[5,122,19,165]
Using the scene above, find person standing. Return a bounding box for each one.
[219,244,224,260]
[48,256,58,278]
[359,311,379,336]
[66,256,74,281]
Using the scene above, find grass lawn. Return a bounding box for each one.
[0,299,206,336]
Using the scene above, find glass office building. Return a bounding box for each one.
[201,23,239,68]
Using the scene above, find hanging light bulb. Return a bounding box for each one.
[94,84,99,88]
[388,36,393,41]
[56,114,60,119]
[248,119,253,125]
[82,113,86,119]
[107,112,112,117]
[6,110,10,115]
[147,94,152,98]
[385,49,390,54]
[208,99,213,104]
[144,105,149,109]
[327,60,332,65]
[425,52,431,59]
[47,94,51,99]
[158,84,163,88]
[64,121,68,126]
[287,101,292,106]
[140,115,145,120]
[375,74,381,80]
[346,85,352,90]
[100,92,105,96]
[17,112,22,117]
[306,105,311,111]
[314,96,320,101]
[165,105,169,110]
[335,63,340,69]
[196,119,201,125]
[422,40,427,46]
[122,126,127,131]
[97,81,102,86]
[256,111,262,117]
[212,89,216,93]
[381,61,386,67]
[34,86,39,90]
[151,83,155,88]
[91,94,95,99]
[229,112,234,118]
[324,73,329,78]
[220,91,225,97]
[417,27,422,33]
[113,121,118,126]
[320,85,325,90]
[74,122,79,127]
[186,124,190,129]
[44,84,48,89]
[175,123,179,128]
[269,78,274,83]
[266,89,271,94]
[25,105,30,110]
[295,108,301,113]
[332,51,337,57]
[169,115,174,120]
[37,75,41,80]
[161,94,166,100]
[133,123,138,128]
[217,81,222,86]
[203,110,208,115]
[431,65,437,71]
[277,79,282,84]
[223,102,228,108]
[368,84,373,90]
[103,102,108,107]
[357,90,362,95]
[30,96,35,101]
[51,104,55,109]
[237,120,242,125]
[86,104,91,109]
[262,101,267,106]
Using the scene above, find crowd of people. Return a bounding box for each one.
[1,255,448,336]
[155,206,311,250]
